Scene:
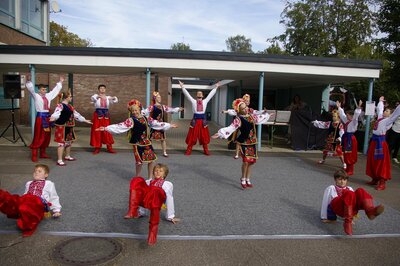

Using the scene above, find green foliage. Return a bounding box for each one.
[225,35,253,53]
[170,42,191,51]
[50,21,93,47]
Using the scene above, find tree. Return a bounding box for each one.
[270,0,377,58]
[225,35,253,53]
[377,0,400,101]
[170,42,191,51]
[50,21,93,47]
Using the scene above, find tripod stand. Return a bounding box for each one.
[0,97,27,146]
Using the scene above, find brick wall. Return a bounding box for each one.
[0,25,45,45]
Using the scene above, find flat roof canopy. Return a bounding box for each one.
[0,45,382,89]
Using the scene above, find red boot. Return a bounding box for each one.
[31,149,38,162]
[362,199,384,220]
[375,179,386,191]
[92,148,100,155]
[124,190,140,219]
[107,145,117,154]
[343,206,353,235]
[147,208,161,245]
[366,179,378,186]
[203,144,210,156]
[40,148,50,159]
[184,145,193,156]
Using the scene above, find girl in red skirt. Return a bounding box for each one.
[321,169,384,235]
[50,91,92,166]
[366,96,400,190]
[212,98,270,189]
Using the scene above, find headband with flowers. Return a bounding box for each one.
[127,99,142,111]
[242,94,250,102]
[232,98,246,113]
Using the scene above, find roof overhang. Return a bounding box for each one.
[0,45,382,89]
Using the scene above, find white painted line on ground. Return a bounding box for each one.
[1,230,400,240]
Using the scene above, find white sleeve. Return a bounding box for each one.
[321,186,335,219]
[252,109,266,115]
[349,108,362,129]
[24,181,31,194]
[164,106,181,114]
[109,96,118,104]
[148,119,172,131]
[338,107,348,123]
[141,106,152,117]
[312,120,331,129]
[73,110,87,122]
[47,181,62,213]
[386,104,400,125]
[377,100,384,119]
[47,82,63,101]
[50,104,63,120]
[182,87,196,105]
[25,81,36,96]
[252,113,270,125]
[105,118,134,134]
[91,94,98,103]
[203,87,217,105]
[216,117,241,139]
[163,181,175,220]
[226,109,237,116]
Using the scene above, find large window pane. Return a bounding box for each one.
[0,0,15,27]
[29,0,42,28]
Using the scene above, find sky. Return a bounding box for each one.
[50,0,286,52]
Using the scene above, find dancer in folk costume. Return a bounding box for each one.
[337,100,363,176]
[222,93,267,159]
[321,169,384,235]
[142,91,183,157]
[26,75,64,162]
[179,80,220,156]
[50,90,92,166]
[96,99,177,179]
[212,98,270,189]
[90,84,118,154]
[312,109,346,169]
[124,163,180,245]
[0,164,61,237]
[366,96,400,190]
[386,101,400,164]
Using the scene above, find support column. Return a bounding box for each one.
[29,64,36,137]
[257,72,265,150]
[68,73,73,104]
[363,78,374,154]
[146,68,151,107]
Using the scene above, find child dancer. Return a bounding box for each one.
[221,94,267,159]
[0,164,61,237]
[312,109,346,169]
[50,91,92,166]
[212,98,270,189]
[26,76,64,162]
[96,99,177,179]
[179,80,220,156]
[142,91,183,157]
[124,163,179,245]
[321,169,384,235]
[337,100,363,175]
[90,84,118,154]
[366,96,400,190]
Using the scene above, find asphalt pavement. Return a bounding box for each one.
[0,123,400,265]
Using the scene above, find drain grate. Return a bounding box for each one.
[52,237,122,265]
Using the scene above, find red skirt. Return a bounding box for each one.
[343,135,358,165]
[185,119,210,145]
[90,112,114,147]
[30,116,51,149]
[366,140,391,180]
[0,190,44,236]
[54,125,76,144]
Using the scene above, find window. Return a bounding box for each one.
[21,0,44,40]
[0,0,15,28]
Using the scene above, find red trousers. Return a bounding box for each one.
[185,119,210,146]
[30,117,51,149]
[330,188,372,218]
[366,140,391,180]
[90,112,114,147]
[0,190,45,236]
[343,135,358,175]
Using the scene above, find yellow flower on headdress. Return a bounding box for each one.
[232,98,245,113]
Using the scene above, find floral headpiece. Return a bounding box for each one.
[232,98,246,113]
[127,99,142,111]
[152,91,160,104]
[242,94,250,103]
